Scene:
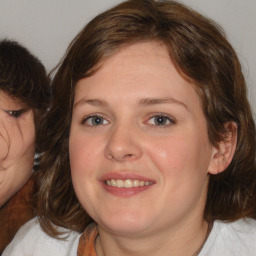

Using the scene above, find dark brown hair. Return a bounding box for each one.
[0,39,51,154]
[36,0,256,237]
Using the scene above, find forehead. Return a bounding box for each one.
[74,42,201,112]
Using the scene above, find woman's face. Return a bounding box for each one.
[69,42,217,237]
[0,91,35,206]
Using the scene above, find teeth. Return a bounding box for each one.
[105,179,153,188]
[116,180,124,188]
[124,179,133,188]
[133,180,140,187]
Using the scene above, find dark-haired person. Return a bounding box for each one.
[0,40,50,253]
[4,0,256,255]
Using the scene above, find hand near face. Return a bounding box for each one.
[0,92,35,207]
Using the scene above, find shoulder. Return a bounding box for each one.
[3,217,81,256]
[200,218,256,256]
[216,218,256,244]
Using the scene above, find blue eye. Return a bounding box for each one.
[147,115,174,126]
[82,115,109,126]
[4,109,25,118]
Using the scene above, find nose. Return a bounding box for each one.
[104,124,143,162]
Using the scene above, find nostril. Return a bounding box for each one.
[125,153,133,158]
[106,154,114,160]
[122,153,135,160]
[106,152,137,161]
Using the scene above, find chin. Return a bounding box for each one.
[97,210,155,236]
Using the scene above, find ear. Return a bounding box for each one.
[208,122,237,175]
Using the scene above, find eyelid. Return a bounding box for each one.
[4,108,27,118]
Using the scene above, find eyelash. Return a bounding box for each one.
[4,109,26,118]
[146,114,175,127]
[81,113,175,128]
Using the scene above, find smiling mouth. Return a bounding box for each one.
[105,179,153,188]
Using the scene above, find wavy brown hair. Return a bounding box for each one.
[0,39,51,155]
[36,0,256,237]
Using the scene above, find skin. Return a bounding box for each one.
[0,91,35,207]
[69,42,236,256]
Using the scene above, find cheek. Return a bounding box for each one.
[17,120,36,157]
[69,132,104,211]
[147,131,211,179]
[0,124,9,160]
[147,132,211,214]
[69,132,104,177]
[23,122,36,148]
[147,136,194,171]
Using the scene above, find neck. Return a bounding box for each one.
[96,219,210,256]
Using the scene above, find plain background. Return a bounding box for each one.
[0,0,255,115]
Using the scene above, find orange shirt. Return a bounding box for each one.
[77,223,98,256]
[0,176,35,253]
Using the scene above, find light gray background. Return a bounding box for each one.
[0,0,255,115]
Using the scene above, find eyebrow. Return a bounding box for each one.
[73,99,108,108]
[73,97,188,110]
[138,97,188,110]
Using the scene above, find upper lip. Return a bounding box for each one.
[100,172,155,183]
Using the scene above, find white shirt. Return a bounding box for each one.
[199,218,256,255]
[3,218,80,256]
[3,217,256,255]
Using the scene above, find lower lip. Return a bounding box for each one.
[102,182,154,197]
